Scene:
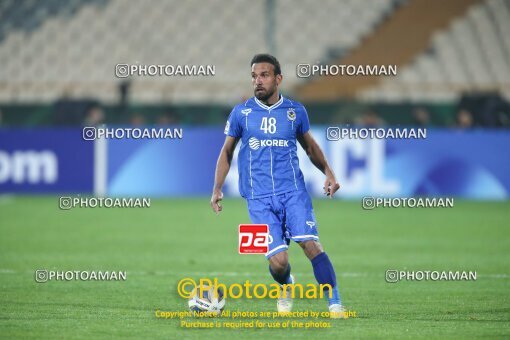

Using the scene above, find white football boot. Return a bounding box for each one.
[277,274,295,313]
[329,303,348,319]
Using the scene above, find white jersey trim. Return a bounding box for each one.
[266,244,288,257]
[254,96,284,111]
[289,150,298,190]
[249,150,254,198]
[269,147,275,195]
[292,235,319,240]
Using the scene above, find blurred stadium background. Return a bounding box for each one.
[0,0,509,198]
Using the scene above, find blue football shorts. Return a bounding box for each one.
[246,190,319,259]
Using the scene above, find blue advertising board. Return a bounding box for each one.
[0,129,94,193]
[107,128,223,196]
[1,127,508,199]
[106,127,510,200]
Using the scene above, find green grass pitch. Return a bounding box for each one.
[0,196,509,338]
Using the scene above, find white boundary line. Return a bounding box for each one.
[3,269,509,279]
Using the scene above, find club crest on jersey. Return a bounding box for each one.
[287,108,296,121]
[241,108,252,116]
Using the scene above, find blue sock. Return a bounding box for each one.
[311,252,341,306]
[269,263,292,285]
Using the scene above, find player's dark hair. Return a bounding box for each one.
[251,54,281,76]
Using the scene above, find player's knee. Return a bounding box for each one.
[269,252,288,273]
[298,239,319,250]
[299,240,323,259]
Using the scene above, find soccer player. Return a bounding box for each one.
[210,54,345,318]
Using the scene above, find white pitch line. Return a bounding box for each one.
[1,270,509,279]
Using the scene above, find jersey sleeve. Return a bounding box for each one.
[224,107,242,138]
[296,105,310,135]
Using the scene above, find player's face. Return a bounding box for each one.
[251,63,282,101]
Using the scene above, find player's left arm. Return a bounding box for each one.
[297,132,340,198]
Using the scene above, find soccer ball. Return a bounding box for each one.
[188,285,225,316]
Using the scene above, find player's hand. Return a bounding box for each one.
[323,177,340,199]
[210,190,224,214]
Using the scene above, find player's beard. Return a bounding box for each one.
[254,84,276,102]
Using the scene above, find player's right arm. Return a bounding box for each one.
[211,136,239,214]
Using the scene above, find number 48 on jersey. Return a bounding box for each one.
[260,117,277,134]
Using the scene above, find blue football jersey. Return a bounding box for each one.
[224,95,310,199]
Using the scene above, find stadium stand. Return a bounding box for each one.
[295,0,484,100]
[0,0,399,104]
[360,0,510,102]
[0,0,508,127]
